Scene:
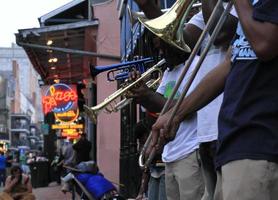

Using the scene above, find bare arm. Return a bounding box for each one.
[202,0,238,47]
[134,0,162,19]
[3,176,16,193]
[25,176,32,193]
[183,24,203,50]
[233,0,278,61]
[152,48,232,143]
[127,71,174,113]
[175,49,231,121]
[128,85,172,113]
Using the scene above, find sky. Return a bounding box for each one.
[0,0,72,47]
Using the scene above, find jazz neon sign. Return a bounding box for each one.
[42,83,78,114]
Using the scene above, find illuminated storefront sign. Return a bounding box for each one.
[52,124,84,130]
[42,83,77,114]
[41,83,79,122]
[61,129,80,139]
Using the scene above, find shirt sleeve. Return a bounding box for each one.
[156,70,169,95]
[253,0,278,24]
[228,5,238,18]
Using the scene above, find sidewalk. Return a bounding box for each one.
[33,182,72,200]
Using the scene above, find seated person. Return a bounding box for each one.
[63,161,124,200]
[0,165,35,200]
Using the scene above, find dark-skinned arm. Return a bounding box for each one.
[202,0,238,47]
[183,23,203,50]
[134,0,162,19]
[152,48,232,143]
[129,85,172,113]
[233,0,278,61]
[175,49,231,122]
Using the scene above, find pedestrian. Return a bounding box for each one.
[0,165,35,200]
[5,150,13,176]
[0,152,6,187]
[61,139,75,192]
[72,133,92,164]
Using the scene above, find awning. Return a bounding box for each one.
[16,20,101,84]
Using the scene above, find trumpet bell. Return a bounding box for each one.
[138,0,195,53]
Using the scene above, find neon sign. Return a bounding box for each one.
[41,83,79,123]
[52,124,84,130]
[42,83,78,114]
[62,129,80,139]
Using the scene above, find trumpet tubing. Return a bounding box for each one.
[84,59,166,123]
[113,78,161,112]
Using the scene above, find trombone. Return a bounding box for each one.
[84,59,166,124]
[138,0,233,169]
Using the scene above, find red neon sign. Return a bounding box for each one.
[42,84,78,114]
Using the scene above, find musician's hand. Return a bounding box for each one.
[151,110,181,147]
[126,70,151,103]
[135,194,144,200]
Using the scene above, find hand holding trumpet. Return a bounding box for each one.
[126,70,153,104]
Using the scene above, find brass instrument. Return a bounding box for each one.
[137,0,198,53]
[128,2,202,27]
[90,57,154,81]
[138,0,233,169]
[84,59,166,124]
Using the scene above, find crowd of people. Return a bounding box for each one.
[127,0,278,200]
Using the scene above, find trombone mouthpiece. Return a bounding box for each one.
[83,105,97,124]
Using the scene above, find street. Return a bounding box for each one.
[33,182,72,200]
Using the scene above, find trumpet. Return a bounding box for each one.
[90,57,154,81]
[84,59,166,124]
[138,0,233,169]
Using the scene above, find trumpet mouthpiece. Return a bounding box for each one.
[83,105,97,124]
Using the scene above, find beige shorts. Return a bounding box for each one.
[214,159,278,200]
[165,150,204,200]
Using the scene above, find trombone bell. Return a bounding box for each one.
[138,0,196,53]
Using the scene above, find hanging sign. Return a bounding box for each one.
[41,83,79,122]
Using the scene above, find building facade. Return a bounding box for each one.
[0,44,43,149]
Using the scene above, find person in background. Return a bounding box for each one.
[51,148,64,185]
[0,152,6,187]
[0,165,35,200]
[63,139,75,167]
[5,150,13,176]
[72,133,92,164]
[61,139,75,192]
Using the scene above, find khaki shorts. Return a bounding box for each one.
[165,150,204,200]
[214,159,278,200]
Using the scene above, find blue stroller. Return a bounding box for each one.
[63,162,125,200]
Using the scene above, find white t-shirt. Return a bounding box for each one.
[156,57,199,163]
[188,9,237,143]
